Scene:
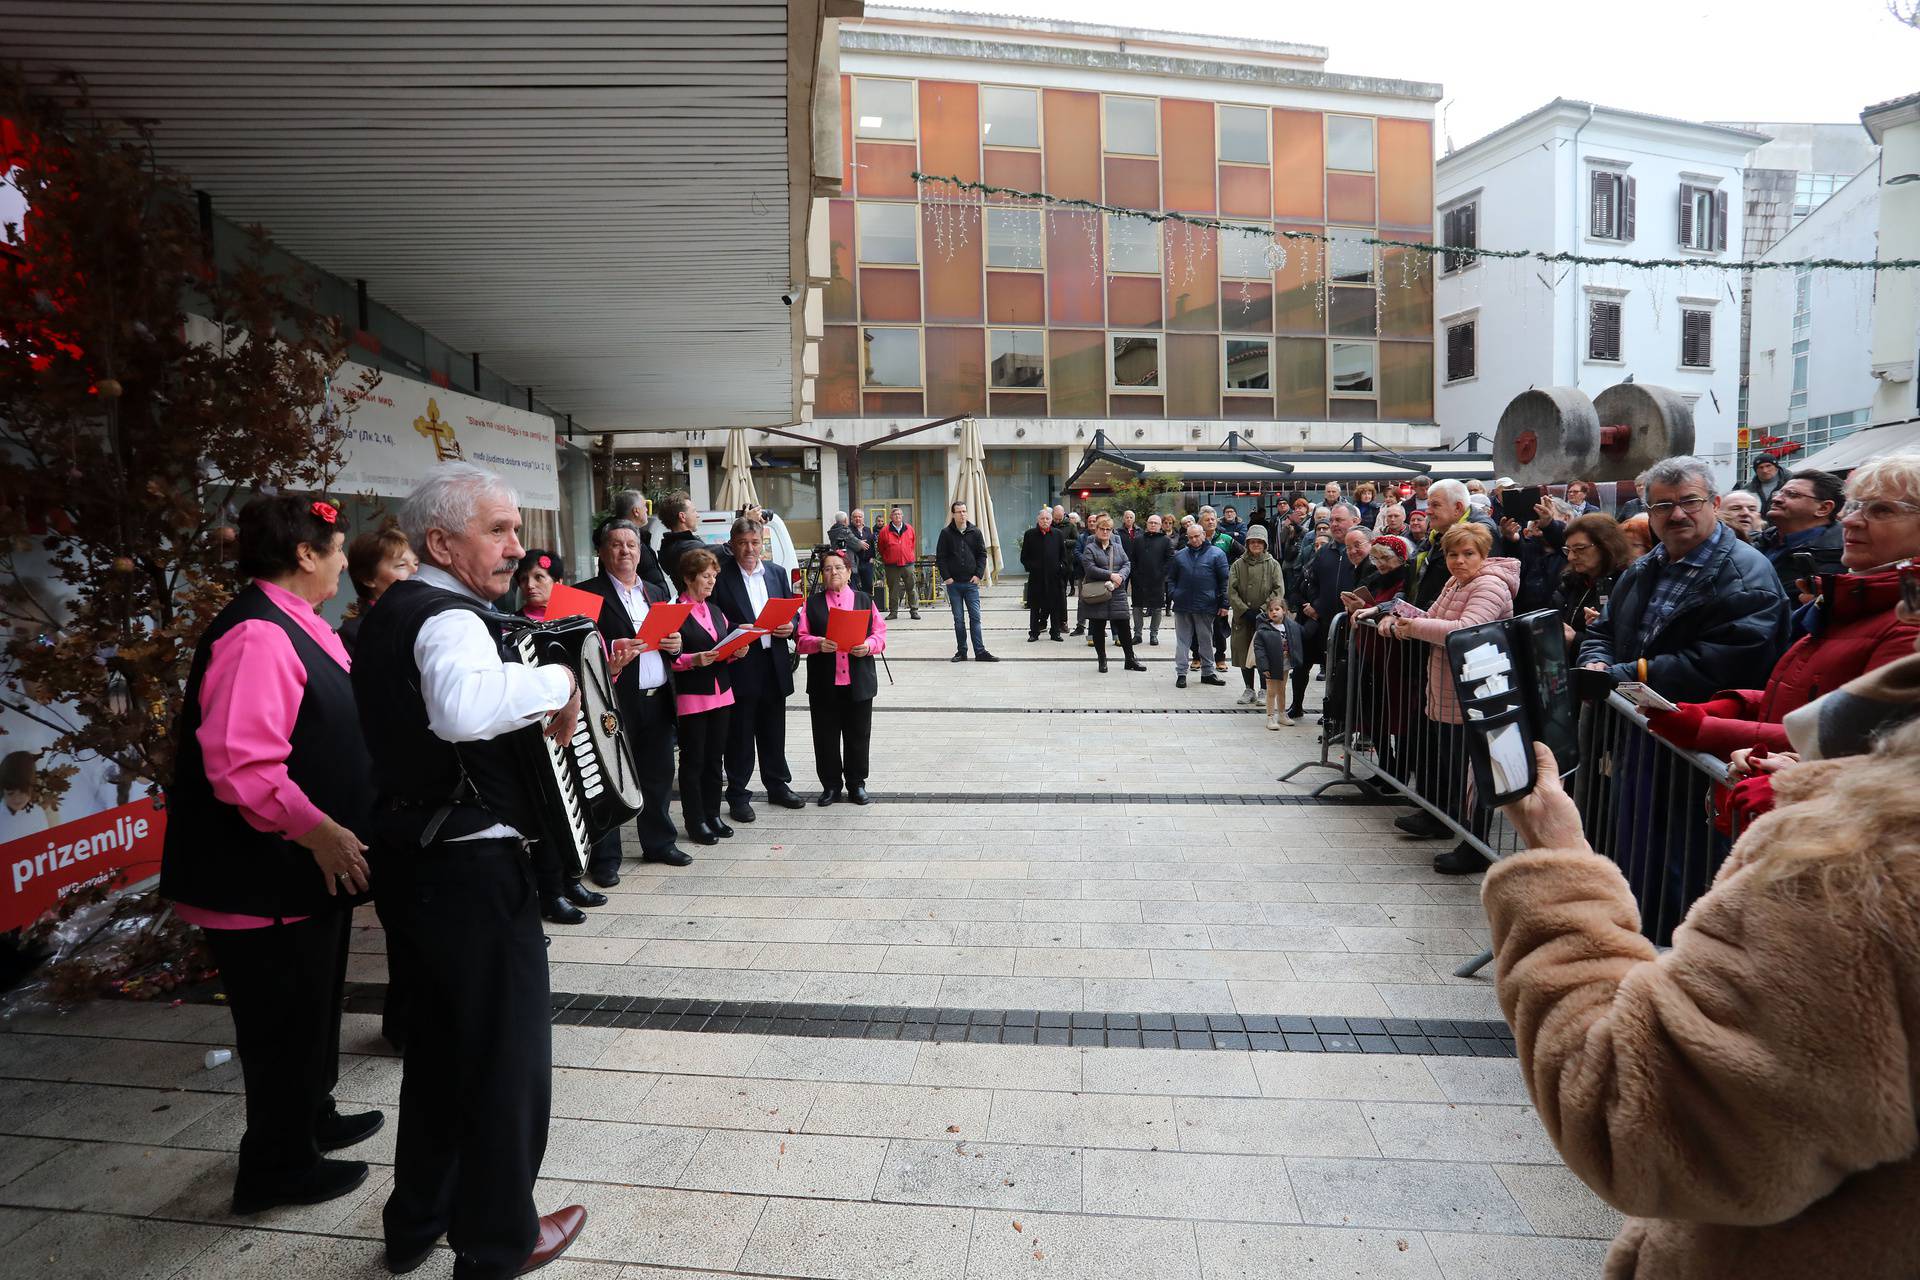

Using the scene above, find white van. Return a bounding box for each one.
[647,510,803,591]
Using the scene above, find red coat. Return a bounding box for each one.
[876,522,917,566]
[1665,568,1920,756]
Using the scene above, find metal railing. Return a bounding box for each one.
[1289,611,1738,974]
[798,554,947,609]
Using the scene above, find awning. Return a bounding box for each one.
[1792,418,1920,474]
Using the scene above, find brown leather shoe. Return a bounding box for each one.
[518,1205,587,1275]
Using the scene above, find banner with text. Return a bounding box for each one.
[3,798,165,933]
[332,360,560,509]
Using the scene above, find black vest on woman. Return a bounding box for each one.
[803,590,878,700]
[670,601,734,700]
[159,584,374,920]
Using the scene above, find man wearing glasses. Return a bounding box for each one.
[1579,456,1789,701]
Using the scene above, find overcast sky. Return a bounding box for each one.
[877,0,1918,151]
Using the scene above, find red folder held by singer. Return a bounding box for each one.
[824,606,870,653]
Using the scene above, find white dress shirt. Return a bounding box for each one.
[739,559,771,648]
[608,575,670,689]
[411,564,572,840]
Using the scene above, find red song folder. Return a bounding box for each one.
[753,595,804,632]
[635,601,693,647]
[824,606,870,653]
[542,582,603,624]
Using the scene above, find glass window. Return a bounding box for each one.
[981,86,1040,149]
[1106,213,1160,274]
[1328,228,1374,284]
[854,79,915,140]
[1225,338,1271,391]
[1105,97,1158,156]
[1326,116,1375,172]
[1219,105,1268,164]
[863,328,921,387]
[1219,223,1273,279]
[986,207,1043,269]
[1112,334,1160,388]
[989,330,1045,388]
[1330,341,1375,394]
[857,202,918,264]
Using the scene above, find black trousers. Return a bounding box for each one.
[378,838,550,1280]
[809,686,874,791]
[677,706,731,829]
[590,685,677,877]
[1212,612,1229,662]
[204,908,350,1192]
[724,683,793,803]
[1089,619,1135,664]
[1028,583,1066,638]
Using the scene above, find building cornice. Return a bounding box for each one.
[856,6,1330,64]
[1862,91,1920,143]
[1439,99,1770,174]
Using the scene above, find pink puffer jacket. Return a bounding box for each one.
[1398,557,1521,724]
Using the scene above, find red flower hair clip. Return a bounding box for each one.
[537,555,551,569]
[310,501,339,524]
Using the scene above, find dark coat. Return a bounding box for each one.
[657,529,702,589]
[1501,521,1569,614]
[1747,461,1792,510]
[1757,520,1847,592]
[1020,525,1069,588]
[574,570,678,724]
[1293,545,1371,627]
[1167,540,1229,614]
[935,521,989,583]
[1577,526,1790,702]
[1251,614,1305,679]
[712,557,796,701]
[1076,536,1132,623]
[1130,531,1174,604]
[1554,570,1618,658]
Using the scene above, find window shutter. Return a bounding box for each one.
[1461,202,1477,265]
[1447,321,1476,381]
[1677,183,1694,248]
[1712,188,1729,252]
[1590,171,1613,239]
[1622,176,1636,242]
[1442,207,1458,272]
[1681,309,1712,367]
[1589,299,1622,362]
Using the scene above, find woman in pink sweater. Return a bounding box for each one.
[1375,521,1520,874]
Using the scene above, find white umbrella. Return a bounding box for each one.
[951,417,1002,584]
[715,428,759,512]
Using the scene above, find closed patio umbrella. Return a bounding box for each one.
[715,428,759,512]
[951,418,1002,584]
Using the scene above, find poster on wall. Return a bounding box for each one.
[330,360,560,509]
[3,797,164,934]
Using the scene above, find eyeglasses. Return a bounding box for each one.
[1564,540,1596,554]
[1840,498,1920,522]
[1645,497,1711,517]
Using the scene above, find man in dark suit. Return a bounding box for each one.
[573,519,691,881]
[1020,509,1069,641]
[713,516,806,822]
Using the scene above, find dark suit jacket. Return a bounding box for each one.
[574,570,677,723]
[712,558,796,701]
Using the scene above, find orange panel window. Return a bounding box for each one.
[926,327,988,416]
[825,200,856,323]
[987,271,1046,325]
[1043,89,1101,203]
[1166,333,1220,419]
[1046,211,1104,327]
[1161,99,1217,213]
[1220,165,1271,219]
[1163,222,1218,332]
[1273,225,1325,336]
[1378,118,1434,230]
[1380,340,1434,421]
[820,325,861,415]
[1381,234,1433,339]
[839,76,855,192]
[864,391,925,416]
[859,268,921,323]
[1104,157,1160,211]
[1275,336,1327,419]
[1272,109,1325,220]
[1108,395,1165,419]
[1223,395,1275,420]
[1048,329,1107,417]
[984,148,1041,196]
[1107,275,1163,329]
[922,205,984,323]
[990,391,1047,418]
[1327,173,1376,226]
[918,81,981,187]
[1221,280,1274,334]
[857,142,919,199]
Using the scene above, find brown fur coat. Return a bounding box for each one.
[1481,735,1920,1278]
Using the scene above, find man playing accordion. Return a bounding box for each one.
[354,462,587,1279]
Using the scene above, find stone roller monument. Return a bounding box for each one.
[1492,383,1695,486]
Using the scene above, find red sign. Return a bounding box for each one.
[3,799,165,933]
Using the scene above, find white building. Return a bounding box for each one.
[1434,101,1767,485]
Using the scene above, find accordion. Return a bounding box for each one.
[497,614,642,877]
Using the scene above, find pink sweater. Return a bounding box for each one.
[1398,558,1520,725]
[670,601,737,715]
[795,587,887,686]
[174,579,350,930]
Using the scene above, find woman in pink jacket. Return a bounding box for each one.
[1375,521,1520,874]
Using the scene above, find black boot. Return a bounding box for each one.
[563,880,608,908]
[1094,633,1108,673]
[1121,640,1146,672]
[541,894,587,926]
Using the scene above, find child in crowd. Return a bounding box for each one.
[1252,593,1304,730]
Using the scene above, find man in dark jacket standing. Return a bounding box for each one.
[935,500,996,663]
[846,508,877,594]
[713,517,807,822]
[1289,507,1371,724]
[1020,509,1070,642]
[1166,520,1229,688]
[1580,456,1789,701]
[1129,514,1174,646]
[1747,454,1791,511]
[1756,468,1847,594]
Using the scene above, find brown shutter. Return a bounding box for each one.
[1461,202,1477,265]
[1589,299,1621,362]
[1590,171,1612,239]
[1622,175,1637,242]
[1712,188,1729,252]
[1677,183,1694,248]
[1682,309,1712,367]
[1447,321,1475,381]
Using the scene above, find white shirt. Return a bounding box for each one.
[411,564,572,840]
[738,559,771,648]
[608,575,669,689]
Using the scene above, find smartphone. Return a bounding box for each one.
[1900,560,1919,614]
[1786,550,1818,587]
[1344,585,1375,607]
[1500,486,1545,524]
[1519,610,1581,772]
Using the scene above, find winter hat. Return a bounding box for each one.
[1373,535,1411,562]
[1246,525,1270,546]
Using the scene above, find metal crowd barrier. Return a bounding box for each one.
[1286,611,1738,974]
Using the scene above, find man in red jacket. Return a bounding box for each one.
[877,505,920,620]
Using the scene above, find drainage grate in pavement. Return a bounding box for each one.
[876,705,1277,714]
[826,791,1389,805]
[318,984,1514,1057]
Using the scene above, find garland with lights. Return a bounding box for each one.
[910,172,1920,272]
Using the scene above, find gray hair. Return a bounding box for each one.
[1723,488,1762,506]
[609,488,645,522]
[1427,478,1469,507]
[1329,502,1360,520]
[601,519,642,542]
[834,510,848,524]
[400,462,517,556]
[1637,455,1719,498]
[1199,504,1217,518]
[729,516,765,543]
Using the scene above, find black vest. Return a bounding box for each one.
[351,578,543,846]
[670,602,734,700]
[804,590,878,700]
[159,584,373,919]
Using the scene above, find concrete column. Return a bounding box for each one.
[818,450,840,527]
[688,450,711,508]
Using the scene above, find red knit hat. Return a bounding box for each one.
[1374,534,1412,562]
